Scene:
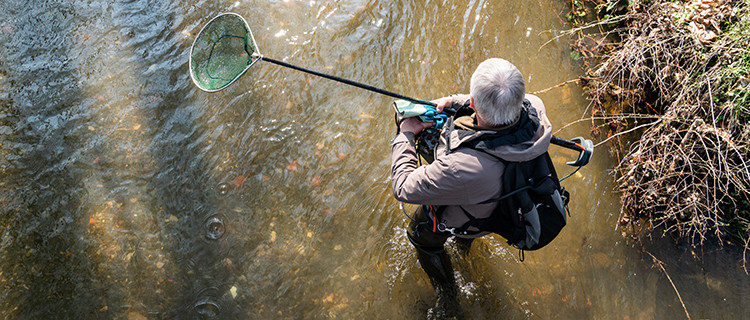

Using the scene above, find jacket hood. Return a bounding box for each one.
[444,94,551,162]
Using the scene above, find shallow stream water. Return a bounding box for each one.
[1,0,748,319]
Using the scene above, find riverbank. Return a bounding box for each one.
[569,0,750,255]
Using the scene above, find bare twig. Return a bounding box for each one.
[553,114,662,134]
[593,119,661,148]
[744,236,750,275]
[530,78,591,95]
[539,15,629,51]
[645,251,691,320]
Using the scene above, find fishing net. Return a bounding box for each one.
[189,13,259,92]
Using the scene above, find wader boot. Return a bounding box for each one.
[408,207,466,319]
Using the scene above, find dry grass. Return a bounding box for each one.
[569,0,750,252]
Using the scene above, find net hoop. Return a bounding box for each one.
[189,12,261,92]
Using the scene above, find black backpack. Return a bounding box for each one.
[456,151,569,251]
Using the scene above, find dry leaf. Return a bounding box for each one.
[337,153,346,160]
[233,175,247,188]
[133,124,141,130]
[287,160,299,171]
[312,176,322,186]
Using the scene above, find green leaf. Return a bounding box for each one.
[570,51,581,61]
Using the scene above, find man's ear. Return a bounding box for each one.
[469,96,475,110]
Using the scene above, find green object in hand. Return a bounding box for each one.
[393,100,431,119]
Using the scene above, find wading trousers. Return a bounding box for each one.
[406,206,472,317]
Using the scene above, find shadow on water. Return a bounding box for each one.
[0,0,255,318]
[105,0,252,318]
[636,234,750,319]
[0,0,126,318]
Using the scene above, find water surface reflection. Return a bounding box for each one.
[1,0,748,319]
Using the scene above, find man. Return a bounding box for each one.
[390,58,553,317]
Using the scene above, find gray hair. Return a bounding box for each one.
[469,58,525,126]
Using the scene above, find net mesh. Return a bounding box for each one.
[190,13,257,91]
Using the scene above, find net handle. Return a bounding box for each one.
[252,53,435,107]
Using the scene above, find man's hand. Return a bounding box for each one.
[399,117,434,135]
[432,96,452,113]
[398,96,454,134]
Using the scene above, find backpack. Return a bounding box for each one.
[455,151,570,251]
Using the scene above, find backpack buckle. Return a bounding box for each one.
[437,222,463,236]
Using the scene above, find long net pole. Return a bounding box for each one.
[257,55,437,107]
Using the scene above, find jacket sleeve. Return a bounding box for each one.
[390,133,485,205]
[450,94,471,112]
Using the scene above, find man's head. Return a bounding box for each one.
[469,58,525,126]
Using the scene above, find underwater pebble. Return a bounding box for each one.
[128,312,147,320]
